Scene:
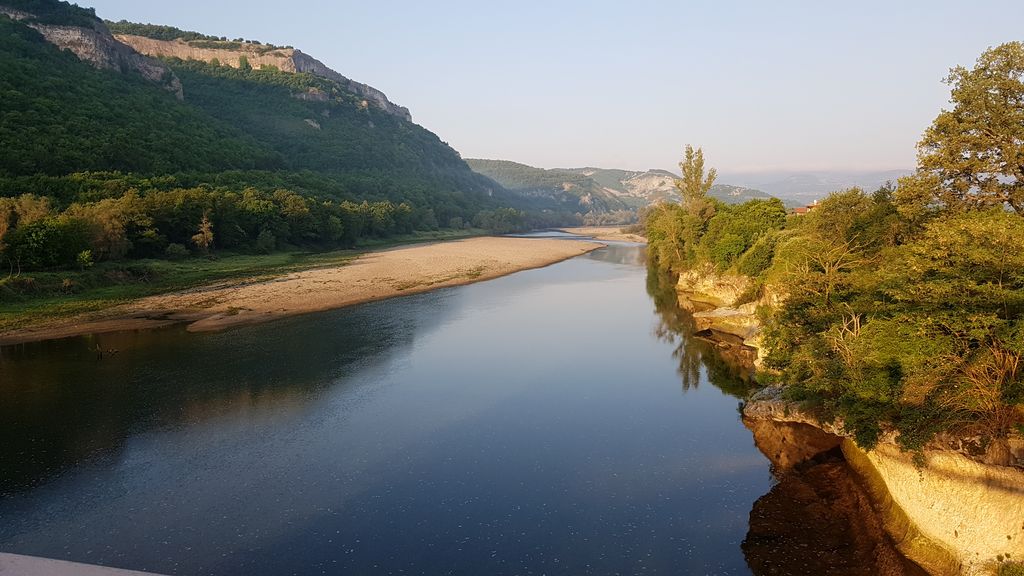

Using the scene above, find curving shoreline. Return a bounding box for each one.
[557,226,647,243]
[0,236,603,346]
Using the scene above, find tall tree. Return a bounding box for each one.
[916,41,1024,214]
[675,145,717,214]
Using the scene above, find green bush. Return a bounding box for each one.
[255,229,276,254]
[736,233,777,277]
[163,243,189,261]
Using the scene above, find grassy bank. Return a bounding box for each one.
[0,229,485,332]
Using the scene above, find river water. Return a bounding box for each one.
[0,239,913,575]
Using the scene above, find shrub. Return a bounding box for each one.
[164,243,189,261]
[255,229,276,254]
[76,249,93,270]
[736,233,777,278]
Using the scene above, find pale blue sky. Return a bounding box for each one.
[88,0,1024,172]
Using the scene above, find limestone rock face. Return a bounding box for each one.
[744,392,1024,576]
[676,266,750,307]
[114,35,412,121]
[692,302,760,342]
[1,8,183,99]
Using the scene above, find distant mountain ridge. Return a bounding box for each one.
[719,170,912,202]
[467,160,778,212]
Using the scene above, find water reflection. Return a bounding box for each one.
[0,244,918,576]
[645,266,755,398]
[0,245,772,575]
[740,420,928,576]
[0,291,457,495]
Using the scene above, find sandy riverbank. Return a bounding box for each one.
[0,236,602,346]
[559,226,646,243]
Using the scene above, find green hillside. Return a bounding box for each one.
[0,0,571,299]
[708,184,777,205]
[465,159,632,213]
[0,17,274,176]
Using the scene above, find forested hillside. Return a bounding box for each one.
[465,159,634,215]
[0,0,553,284]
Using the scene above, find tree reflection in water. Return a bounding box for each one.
[645,265,755,398]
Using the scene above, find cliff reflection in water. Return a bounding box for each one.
[741,419,929,576]
[646,267,755,398]
[647,265,926,576]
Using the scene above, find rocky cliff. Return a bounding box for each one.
[114,35,411,121]
[744,389,1024,576]
[675,266,766,358]
[0,6,182,98]
[677,268,1024,575]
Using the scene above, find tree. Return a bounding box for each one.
[191,213,214,254]
[916,42,1024,214]
[675,145,717,214]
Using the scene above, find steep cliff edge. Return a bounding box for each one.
[113,35,411,121]
[0,5,182,98]
[677,268,1024,575]
[744,388,1024,576]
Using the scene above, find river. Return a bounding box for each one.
[0,239,916,575]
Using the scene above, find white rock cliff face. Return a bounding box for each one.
[1,8,183,99]
[744,392,1024,576]
[676,266,765,353]
[114,35,412,121]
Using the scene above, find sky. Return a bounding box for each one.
[86,0,1024,173]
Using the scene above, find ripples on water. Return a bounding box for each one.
[0,241,919,575]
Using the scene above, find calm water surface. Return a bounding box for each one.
[0,241,886,575]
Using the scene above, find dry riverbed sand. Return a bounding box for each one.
[0,236,602,345]
[558,226,647,243]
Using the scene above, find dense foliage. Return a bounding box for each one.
[0,187,427,271]
[647,43,1024,450]
[1,0,96,26]
[104,20,223,42]
[0,9,560,279]
[0,18,274,175]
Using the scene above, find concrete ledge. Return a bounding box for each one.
[0,553,166,576]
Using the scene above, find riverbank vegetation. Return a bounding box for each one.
[0,7,593,325]
[646,42,1024,450]
[0,228,483,331]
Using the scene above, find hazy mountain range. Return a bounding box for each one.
[467,160,779,213]
[718,170,913,202]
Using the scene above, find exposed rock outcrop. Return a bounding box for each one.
[744,388,1024,576]
[114,35,412,121]
[675,266,767,362]
[676,266,751,307]
[1,7,183,99]
[742,426,930,576]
